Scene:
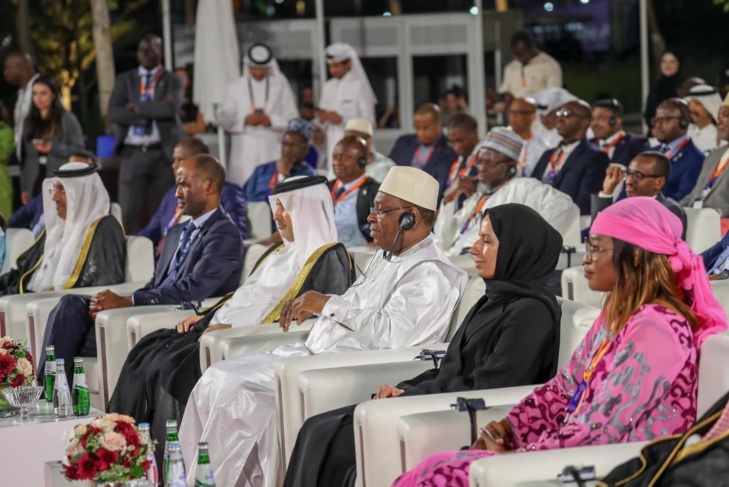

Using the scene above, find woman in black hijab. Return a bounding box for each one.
[283,203,564,487]
[645,50,684,130]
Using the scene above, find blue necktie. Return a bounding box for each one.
[659,144,670,154]
[334,186,346,199]
[161,223,196,287]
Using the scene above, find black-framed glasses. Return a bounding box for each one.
[624,170,661,183]
[584,242,613,261]
[651,116,682,125]
[476,158,511,168]
[555,108,587,119]
[369,206,411,219]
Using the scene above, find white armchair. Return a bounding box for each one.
[560,266,604,307]
[244,201,272,244]
[468,441,647,486]
[1,228,34,274]
[684,207,721,253]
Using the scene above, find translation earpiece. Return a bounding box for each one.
[399,212,415,231]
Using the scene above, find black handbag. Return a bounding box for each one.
[598,390,729,486]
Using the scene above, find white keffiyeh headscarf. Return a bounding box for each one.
[325,42,378,107]
[27,163,110,292]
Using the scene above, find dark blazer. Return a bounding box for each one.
[680,144,729,213]
[132,208,243,306]
[532,139,610,215]
[8,194,43,230]
[651,139,705,202]
[591,193,687,239]
[107,68,185,160]
[389,134,458,202]
[608,133,648,167]
[138,182,249,246]
[328,177,380,242]
[702,232,729,272]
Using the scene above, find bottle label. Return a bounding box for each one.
[194,468,216,486]
[45,360,56,375]
[73,373,87,390]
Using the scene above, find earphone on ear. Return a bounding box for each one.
[358,152,368,168]
[506,166,518,178]
[667,98,690,129]
[608,116,617,127]
[399,212,415,231]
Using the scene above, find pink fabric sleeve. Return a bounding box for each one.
[510,308,695,452]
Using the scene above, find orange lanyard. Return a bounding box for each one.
[268,171,280,192]
[448,152,479,182]
[665,138,691,160]
[139,69,163,97]
[600,132,625,154]
[547,148,566,178]
[331,175,369,206]
[413,146,435,168]
[517,135,532,175]
[574,337,612,413]
[710,151,729,181]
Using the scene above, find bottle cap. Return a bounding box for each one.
[168,441,181,452]
[56,358,65,365]
[198,441,209,450]
[46,345,55,351]
[138,422,150,430]
[166,419,178,428]
[74,357,83,364]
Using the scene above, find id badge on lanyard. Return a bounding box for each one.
[133,71,161,136]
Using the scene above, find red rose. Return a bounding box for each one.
[25,351,34,367]
[10,373,25,387]
[97,448,119,466]
[63,462,80,480]
[116,421,140,447]
[76,453,98,479]
[122,456,131,468]
[0,354,16,378]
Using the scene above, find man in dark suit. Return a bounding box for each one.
[37,154,244,379]
[389,103,458,202]
[329,135,379,246]
[591,151,687,237]
[108,34,185,234]
[650,98,705,202]
[532,100,609,215]
[590,99,647,167]
[138,136,248,256]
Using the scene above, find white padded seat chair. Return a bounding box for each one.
[1,228,35,274]
[684,207,721,253]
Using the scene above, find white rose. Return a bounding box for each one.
[91,418,115,432]
[74,424,88,437]
[0,349,6,355]
[17,358,33,376]
[100,431,127,452]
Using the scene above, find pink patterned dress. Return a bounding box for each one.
[392,304,700,487]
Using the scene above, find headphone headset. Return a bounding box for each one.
[595,98,622,127]
[667,98,690,129]
[352,136,368,168]
[398,211,416,231]
[505,166,518,178]
[358,152,368,168]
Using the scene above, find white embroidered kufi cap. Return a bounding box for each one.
[378,166,439,212]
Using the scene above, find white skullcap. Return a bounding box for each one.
[534,88,577,114]
[686,84,723,122]
[344,119,373,136]
[379,166,439,211]
[326,43,354,63]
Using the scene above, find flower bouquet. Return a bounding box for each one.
[0,336,37,417]
[62,413,153,485]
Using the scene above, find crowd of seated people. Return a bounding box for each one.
[6,34,729,487]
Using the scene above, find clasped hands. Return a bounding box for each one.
[316,110,343,125]
[88,290,133,319]
[245,112,272,127]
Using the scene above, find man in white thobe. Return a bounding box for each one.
[686,84,723,153]
[318,43,377,172]
[435,127,580,257]
[218,43,299,185]
[179,167,467,487]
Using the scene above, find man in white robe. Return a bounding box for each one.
[179,167,468,487]
[434,127,580,257]
[686,84,722,153]
[218,43,299,185]
[318,43,377,172]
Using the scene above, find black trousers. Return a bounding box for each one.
[284,404,358,487]
[118,146,173,234]
[37,295,96,381]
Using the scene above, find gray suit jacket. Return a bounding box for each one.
[107,68,185,160]
[21,110,85,195]
[681,144,729,215]
[592,192,687,239]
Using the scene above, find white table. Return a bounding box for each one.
[0,400,101,487]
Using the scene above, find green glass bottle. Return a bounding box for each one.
[163,419,179,482]
[71,357,90,416]
[194,442,216,486]
[44,346,56,402]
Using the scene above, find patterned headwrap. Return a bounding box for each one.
[591,197,727,346]
[286,118,313,144]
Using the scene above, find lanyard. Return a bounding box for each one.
[600,131,625,154]
[139,69,163,98]
[665,138,691,160]
[268,171,280,192]
[704,150,729,194]
[547,148,566,180]
[247,76,270,113]
[459,195,490,234]
[563,336,612,424]
[448,152,479,183]
[517,135,532,176]
[164,208,182,235]
[331,175,369,206]
[412,145,435,169]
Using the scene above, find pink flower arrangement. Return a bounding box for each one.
[62,413,153,483]
[0,337,35,386]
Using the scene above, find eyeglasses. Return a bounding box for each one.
[555,109,587,119]
[369,206,411,219]
[651,116,682,125]
[48,187,66,197]
[624,169,661,183]
[476,158,511,168]
[584,242,613,261]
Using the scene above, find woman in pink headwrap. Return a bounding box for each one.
[392,197,727,487]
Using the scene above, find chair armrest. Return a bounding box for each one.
[398,407,512,474]
[286,360,432,466]
[353,385,536,487]
[469,441,648,487]
[219,330,309,361]
[95,305,180,406]
[25,297,66,359]
[200,319,316,372]
[127,310,195,348]
[0,293,65,341]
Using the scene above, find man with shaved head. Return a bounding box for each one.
[389,103,458,201]
[4,50,39,208]
[532,99,609,214]
[330,135,379,246]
